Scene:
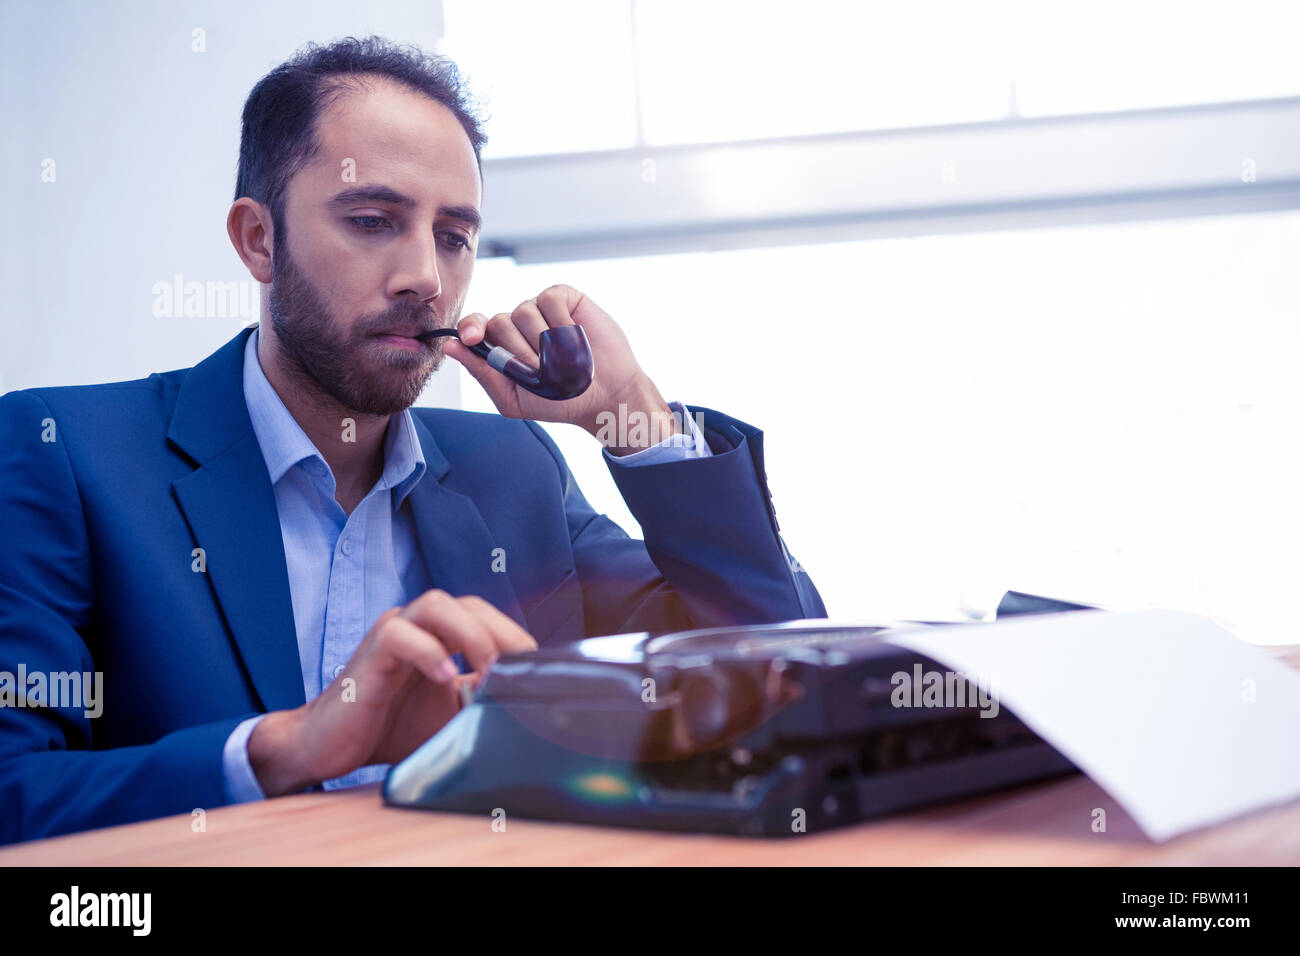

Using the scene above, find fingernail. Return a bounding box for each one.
[440,660,460,682]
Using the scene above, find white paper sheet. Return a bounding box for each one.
[885,608,1300,841]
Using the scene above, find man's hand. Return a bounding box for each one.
[248,590,537,797]
[443,284,679,456]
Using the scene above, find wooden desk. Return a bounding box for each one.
[3,645,1297,866]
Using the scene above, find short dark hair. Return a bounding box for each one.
[234,35,487,242]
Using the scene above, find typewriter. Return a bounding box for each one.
[382,592,1088,836]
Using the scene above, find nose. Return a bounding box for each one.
[390,233,442,304]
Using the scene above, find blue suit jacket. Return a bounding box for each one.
[0,325,826,843]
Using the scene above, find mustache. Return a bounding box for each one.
[360,302,449,336]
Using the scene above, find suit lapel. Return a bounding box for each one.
[406,413,526,628]
[167,326,305,712]
[164,326,524,712]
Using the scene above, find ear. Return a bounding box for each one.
[227,197,275,284]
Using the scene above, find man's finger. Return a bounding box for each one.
[372,614,462,685]
[456,313,487,346]
[399,589,499,673]
[459,593,538,655]
[534,284,580,328]
[442,338,520,414]
[484,311,538,363]
[510,299,549,354]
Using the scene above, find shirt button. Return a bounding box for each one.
[341,538,354,556]
[332,664,345,679]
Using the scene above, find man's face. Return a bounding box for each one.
[266,78,482,416]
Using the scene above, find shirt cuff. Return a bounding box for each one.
[222,714,270,804]
[603,401,713,467]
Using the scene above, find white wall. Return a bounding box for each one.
[0,0,458,409]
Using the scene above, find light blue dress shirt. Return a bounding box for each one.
[222,326,712,802]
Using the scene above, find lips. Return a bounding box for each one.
[374,333,431,354]
[374,327,433,340]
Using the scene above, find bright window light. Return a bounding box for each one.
[459,210,1300,645]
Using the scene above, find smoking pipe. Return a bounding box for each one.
[418,324,595,401]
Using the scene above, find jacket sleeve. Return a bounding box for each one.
[524,405,827,638]
[0,389,248,845]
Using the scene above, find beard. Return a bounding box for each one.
[266,237,453,416]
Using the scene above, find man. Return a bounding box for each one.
[0,36,825,844]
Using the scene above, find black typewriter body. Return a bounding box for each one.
[383,613,1079,836]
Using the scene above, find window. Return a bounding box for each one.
[459,210,1300,643]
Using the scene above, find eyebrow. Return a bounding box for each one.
[327,185,481,231]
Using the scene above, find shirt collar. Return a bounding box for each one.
[242,325,427,509]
